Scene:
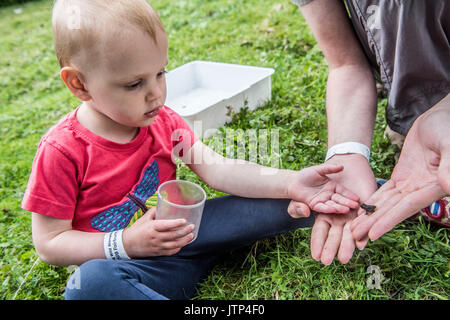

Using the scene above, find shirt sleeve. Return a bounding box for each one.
[21,139,79,220]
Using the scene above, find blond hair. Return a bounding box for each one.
[52,0,166,69]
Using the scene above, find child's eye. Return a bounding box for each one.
[125,80,143,90]
[157,70,167,77]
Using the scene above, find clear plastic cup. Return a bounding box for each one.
[156,180,206,242]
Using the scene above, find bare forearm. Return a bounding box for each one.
[326,64,377,148]
[298,0,377,148]
[36,230,105,266]
[203,158,295,199]
[187,142,295,198]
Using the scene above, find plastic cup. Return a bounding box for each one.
[156,180,206,242]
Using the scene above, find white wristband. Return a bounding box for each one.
[104,229,130,260]
[325,142,370,162]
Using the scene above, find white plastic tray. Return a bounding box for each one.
[165,61,274,138]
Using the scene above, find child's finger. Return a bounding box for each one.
[144,207,157,220]
[327,200,351,213]
[331,193,360,209]
[153,218,187,232]
[311,203,333,213]
[315,164,344,176]
[287,201,310,218]
[147,207,156,220]
[161,232,195,251]
[313,201,349,214]
[158,224,195,241]
[335,184,360,202]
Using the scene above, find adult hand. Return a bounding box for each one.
[288,154,377,265]
[351,94,450,242]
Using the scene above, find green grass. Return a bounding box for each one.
[0,0,448,300]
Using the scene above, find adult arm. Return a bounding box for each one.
[291,0,378,264]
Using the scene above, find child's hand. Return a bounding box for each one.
[287,163,360,217]
[122,207,195,258]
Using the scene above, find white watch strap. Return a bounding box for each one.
[325,142,370,162]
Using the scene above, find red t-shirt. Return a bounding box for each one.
[21,106,197,233]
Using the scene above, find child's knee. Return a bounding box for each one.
[64,259,117,300]
[64,259,169,300]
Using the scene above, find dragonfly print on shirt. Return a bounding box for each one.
[91,160,159,232]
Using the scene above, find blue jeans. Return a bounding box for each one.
[65,195,314,300]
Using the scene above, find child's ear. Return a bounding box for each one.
[60,67,91,101]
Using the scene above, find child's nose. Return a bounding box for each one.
[146,85,163,102]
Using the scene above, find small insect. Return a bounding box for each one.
[361,203,376,214]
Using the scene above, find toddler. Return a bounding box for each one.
[22,0,359,300]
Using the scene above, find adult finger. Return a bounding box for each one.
[438,144,450,194]
[310,217,330,261]
[356,235,369,250]
[350,186,401,232]
[350,213,371,248]
[348,200,374,248]
[337,222,356,264]
[352,190,404,240]
[320,225,343,265]
[351,213,382,241]
[368,185,443,240]
[353,179,396,214]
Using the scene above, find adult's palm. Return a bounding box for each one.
[352,97,450,241]
[288,154,377,265]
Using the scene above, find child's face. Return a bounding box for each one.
[83,26,169,129]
